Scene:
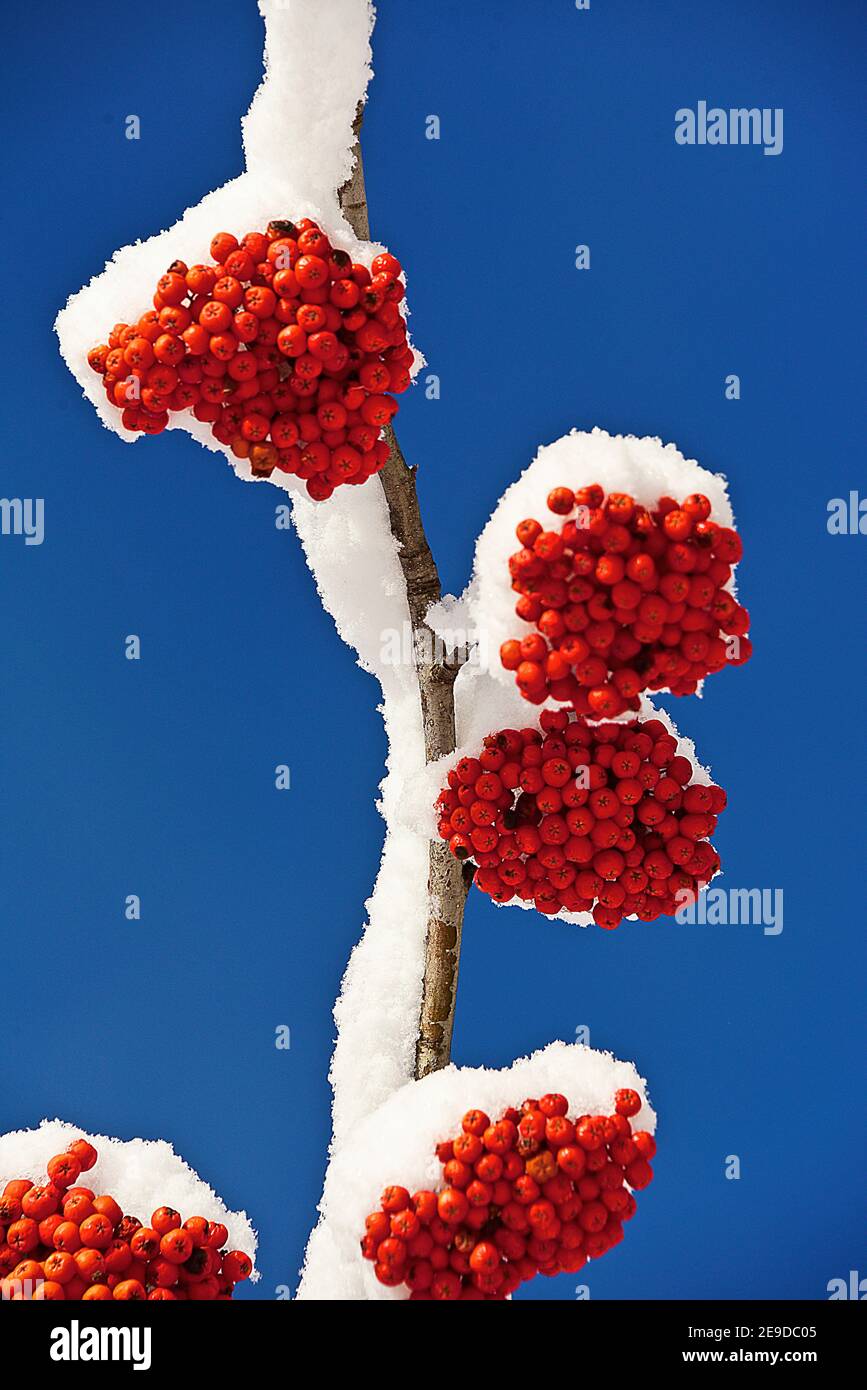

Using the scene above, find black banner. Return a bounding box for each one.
[1,1298,859,1376]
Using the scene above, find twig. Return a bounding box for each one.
[338,105,470,1079]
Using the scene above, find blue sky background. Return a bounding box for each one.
[1,0,864,1300]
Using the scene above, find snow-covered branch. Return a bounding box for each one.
[338,107,470,1079]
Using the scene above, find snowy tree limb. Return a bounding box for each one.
[339,106,470,1079]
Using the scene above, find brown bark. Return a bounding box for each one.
[338,106,470,1080]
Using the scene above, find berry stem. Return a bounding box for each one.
[339,104,469,1079]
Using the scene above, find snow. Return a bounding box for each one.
[0,1119,257,1272]
[297,1040,656,1300]
[242,0,375,205]
[54,2,678,1301]
[292,483,433,1147]
[464,427,737,697]
[54,0,406,492]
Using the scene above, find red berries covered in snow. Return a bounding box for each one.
[500,484,751,711]
[436,708,726,929]
[0,1140,252,1300]
[361,1092,655,1298]
[87,221,411,501]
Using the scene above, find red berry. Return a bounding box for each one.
[221,1250,252,1282]
[614,1088,642,1118]
[437,1188,469,1225]
[381,1185,410,1214]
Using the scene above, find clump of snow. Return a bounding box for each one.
[291,484,435,1146]
[0,1120,257,1271]
[329,828,429,1141]
[243,0,375,203]
[298,1040,655,1299]
[54,0,415,492]
[462,428,737,695]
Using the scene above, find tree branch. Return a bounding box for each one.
[338,105,470,1079]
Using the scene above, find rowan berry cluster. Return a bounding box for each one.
[500,484,751,713]
[361,1088,654,1299]
[436,708,725,928]
[0,1140,252,1300]
[87,220,411,501]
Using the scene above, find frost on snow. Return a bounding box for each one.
[0,1119,257,1274]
